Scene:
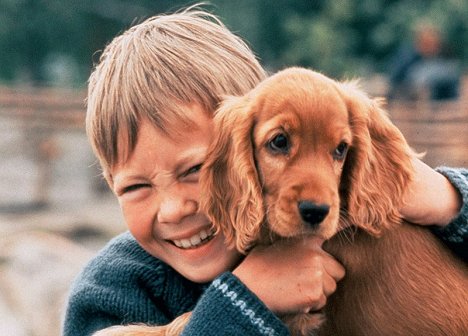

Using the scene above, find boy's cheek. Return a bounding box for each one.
[125,214,154,243]
[119,200,155,234]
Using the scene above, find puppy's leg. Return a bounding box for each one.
[93,312,191,336]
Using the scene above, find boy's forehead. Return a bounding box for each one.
[159,102,213,136]
[120,102,213,152]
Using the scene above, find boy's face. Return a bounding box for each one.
[110,104,241,283]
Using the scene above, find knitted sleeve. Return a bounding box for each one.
[62,233,290,336]
[432,167,468,261]
[61,232,201,336]
[182,272,289,336]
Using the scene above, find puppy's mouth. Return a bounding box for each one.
[170,229,216,249]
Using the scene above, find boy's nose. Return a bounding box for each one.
[157,195,197,224]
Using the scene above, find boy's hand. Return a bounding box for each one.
[400,158,462,227]
[233,236,344,315]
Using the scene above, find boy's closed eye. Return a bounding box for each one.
[119,183,151,195]
[123,183,151,193]
[116,163,204,196]
[180,163,203,179]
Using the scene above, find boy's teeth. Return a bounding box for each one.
[200,230,208,240]
[190,235,201,245]
[173,229,214,249]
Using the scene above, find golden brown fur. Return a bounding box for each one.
[93,312,190,336]
[200,67,468,335]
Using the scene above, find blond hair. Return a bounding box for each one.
[86,6,266,174]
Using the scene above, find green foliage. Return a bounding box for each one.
[0,0,466,86]
[247,0,468,77]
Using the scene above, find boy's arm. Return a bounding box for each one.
[431,167,468,261]
[182,272,289,336]
[62,233,182,336]
[184,235,344,335]
[62,232,290,336]
[400,162,467,260]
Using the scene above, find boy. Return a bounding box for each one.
[63,7,467,336]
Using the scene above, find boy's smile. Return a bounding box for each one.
[170,227,216,249]
[110,104,241,283]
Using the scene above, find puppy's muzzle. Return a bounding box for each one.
[298,201,330,227]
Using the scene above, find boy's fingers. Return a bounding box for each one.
[323,280,336,299]
[323,253,345,281]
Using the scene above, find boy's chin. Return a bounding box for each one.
[177,254,242,284]
[181,268,224,284]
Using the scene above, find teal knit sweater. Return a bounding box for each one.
[62,167,467,336]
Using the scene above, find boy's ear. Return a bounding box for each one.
[200,96,264,253]
[338,82,414,235]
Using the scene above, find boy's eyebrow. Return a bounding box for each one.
[112,172,146,188]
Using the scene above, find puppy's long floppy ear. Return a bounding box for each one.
[339,82,414,235]
[200,95,264,253]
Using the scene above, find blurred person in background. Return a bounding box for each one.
[388,21,461,101]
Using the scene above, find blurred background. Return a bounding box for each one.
[0,0,467,335]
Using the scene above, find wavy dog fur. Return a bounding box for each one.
[200,68,468,336]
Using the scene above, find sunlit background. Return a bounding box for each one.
[0,1,467,335]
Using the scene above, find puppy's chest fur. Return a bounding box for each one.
[320,223,468,336]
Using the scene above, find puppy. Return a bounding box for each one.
[200,67,468,336]
[95,67,467,336]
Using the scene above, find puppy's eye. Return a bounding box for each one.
[333,142,348,161]
[267,133,290,154]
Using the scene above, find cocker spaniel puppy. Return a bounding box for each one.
[200,67,468,336]
[95,68,467,336]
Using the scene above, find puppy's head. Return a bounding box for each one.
[200,68,414,253]
[249,69,352,241]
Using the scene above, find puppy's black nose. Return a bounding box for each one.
[298,201,330,226]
